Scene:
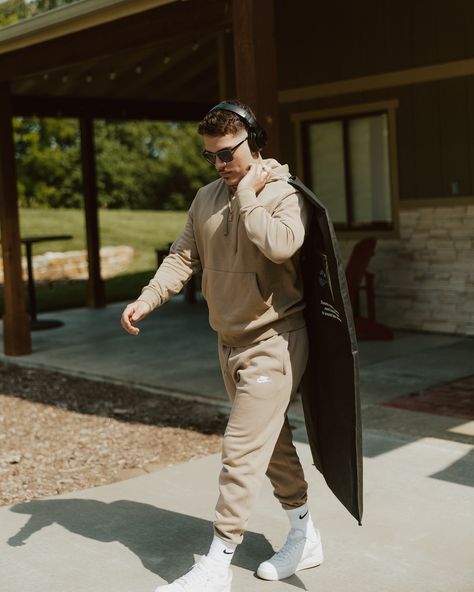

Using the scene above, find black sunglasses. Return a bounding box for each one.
[202,137,248,165]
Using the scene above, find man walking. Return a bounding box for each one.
[121,101,323,591]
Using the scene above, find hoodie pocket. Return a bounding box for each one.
[201,268,271,335]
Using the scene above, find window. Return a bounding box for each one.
[295,103,398,233]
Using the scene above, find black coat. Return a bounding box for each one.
[288,176,363,525]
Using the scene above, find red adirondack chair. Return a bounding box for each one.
[345,237,394,341]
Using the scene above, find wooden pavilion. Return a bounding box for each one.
[0,0,280,355]
[1,0,474,356]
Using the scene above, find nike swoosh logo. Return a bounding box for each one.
[299,511,308,519]
[223,550,234,554]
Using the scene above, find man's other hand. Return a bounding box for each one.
[120,300,151,335]
[237,163,271,194]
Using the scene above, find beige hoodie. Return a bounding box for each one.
[138,158,311,346]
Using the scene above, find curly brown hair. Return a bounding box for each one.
[197,99,255,136]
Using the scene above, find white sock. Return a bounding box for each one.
[285,503,317,538]
[206,535,237,567]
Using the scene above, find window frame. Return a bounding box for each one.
[292,100,400,238]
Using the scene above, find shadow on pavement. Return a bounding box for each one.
[6,498,308,589]
[430,448,474,488]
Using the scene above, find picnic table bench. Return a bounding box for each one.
[22,234,73,330]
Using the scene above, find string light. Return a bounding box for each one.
[39,44,209,87]
[31,35,209,90]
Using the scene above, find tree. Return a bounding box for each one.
[0,0,78,26]
[0,0,32,26]
[94,120,216,210]
[13,117,216,210]
[14,117,83,208]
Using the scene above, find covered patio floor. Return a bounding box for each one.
[1,295,473,443]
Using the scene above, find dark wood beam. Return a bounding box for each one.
[217,31,236,100]
[186,70,220,103]
[232,0,280,159]
[79,117,105,309]
[0,83,32,355]
[217,32,228,100]
[156,52,217,101]
[0,0,232,82]
[12,96,212,121]
[12,38,166,97]
[118,38,216,100]
[216,30,236,101]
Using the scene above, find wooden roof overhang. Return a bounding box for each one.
[0,0,234,119]
[0,0,279,356]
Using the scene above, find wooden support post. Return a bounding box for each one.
[232,0,280,159]
[79,117,105,308]
[217,31,228,101]
[0,83,32,355]
[217,30,236,101]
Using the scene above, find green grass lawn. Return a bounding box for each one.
[0,208,188,313]
[18,208,187,272]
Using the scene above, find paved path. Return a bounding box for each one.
[1,432,472,592]
[1,297,473,591]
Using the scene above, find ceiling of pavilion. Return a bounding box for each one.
[0,0,234,110]
[11,32,223,103]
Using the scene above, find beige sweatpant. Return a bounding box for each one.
[214,327,309,544]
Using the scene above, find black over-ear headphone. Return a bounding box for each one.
[208,102,268,153]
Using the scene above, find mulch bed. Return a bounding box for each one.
[384,375,474,420]
[0,362,228,507]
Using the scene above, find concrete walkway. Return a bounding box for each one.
[1,297,473,591]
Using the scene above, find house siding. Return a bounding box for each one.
[275,0,474,335]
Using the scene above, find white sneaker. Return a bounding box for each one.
[155,555,232,591]
[256,528,324,581]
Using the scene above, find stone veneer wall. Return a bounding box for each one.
[0,245,134,283]
[338,204,474,336]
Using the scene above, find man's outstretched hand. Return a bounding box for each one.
[120,300,151,335]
